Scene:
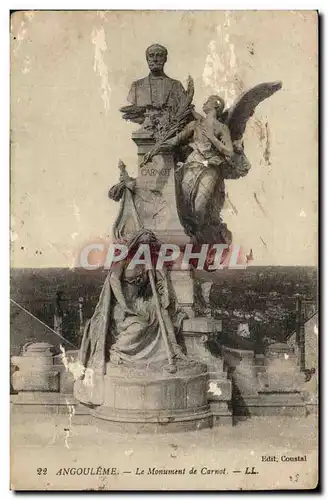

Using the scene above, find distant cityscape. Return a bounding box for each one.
[10,266,317,354]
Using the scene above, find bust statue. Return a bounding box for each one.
[120,44,187,128]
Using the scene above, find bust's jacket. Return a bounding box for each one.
[127,74,186,108]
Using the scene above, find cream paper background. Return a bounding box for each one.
[11,10,318,268]
[10,10,318,491]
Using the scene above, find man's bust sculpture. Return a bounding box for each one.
[120,44,187,128]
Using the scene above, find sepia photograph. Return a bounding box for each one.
[10,9,318,491]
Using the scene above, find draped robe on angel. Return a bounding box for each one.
[170,81,282,245]
[172,116,252,245]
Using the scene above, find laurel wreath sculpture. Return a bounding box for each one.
[140,75,195,167]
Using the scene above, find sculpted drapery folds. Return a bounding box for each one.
[74,229,187,406]
[162,82,283,244]
[74,41,282,407]
[168,95,251,245]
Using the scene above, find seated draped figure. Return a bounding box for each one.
[74,230,187,406]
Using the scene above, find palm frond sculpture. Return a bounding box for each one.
[140,76,195,167]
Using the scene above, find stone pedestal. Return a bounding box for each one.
[221,346,258,419]
[256,342,306,416]
[11,392,78,414]
[182,318,232,425]
[222,343,307,418]
[258,342,305,392]
[10,347,85,415]
[132,130,195,317]
[132,131,189,245]
[170,270,195,317]
[222,347,258,395]
[90,361,212,433]
[11,342,59,393]
[195,281,213,317]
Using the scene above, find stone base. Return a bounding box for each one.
[234,392,307,418]
[11,369,60,392]
[10,392,94,424]
[90,361,213,433]
[92,406,212,433]
[210,401,233,426]
[182,317,232,425]
[11,392,78,414]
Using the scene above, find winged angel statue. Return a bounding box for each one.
[142,81,282,245]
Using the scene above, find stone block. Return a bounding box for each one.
[260,342,305,392]
[58,367,75,394]
[258,370,305,393]
[90,361,213,433]
[210,401,232,426]
[115,384,144,410]
[10,392,80,415]
[12,369,60,392]
[11,355,53,369]
[132,133,189,243]
[233,392,307,417]
[183,317,222,334]
[207,375,232,402]
[182,316,224,368]
[222,346,258,397]
[170,271,195,311]
[161,379,186,410]
[186,375,208,408]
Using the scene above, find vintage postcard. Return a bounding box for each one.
[10,10,318,491]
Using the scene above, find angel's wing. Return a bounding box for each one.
[225,81,282,141]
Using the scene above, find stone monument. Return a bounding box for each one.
[73,44,283,432]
